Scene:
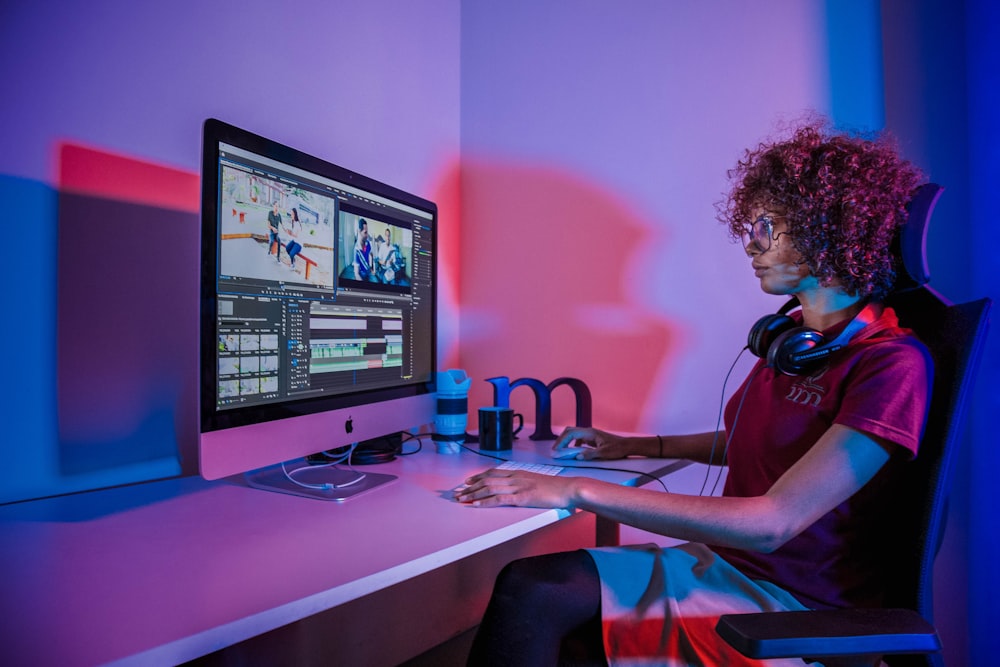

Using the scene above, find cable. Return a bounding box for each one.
[450,439,671,493]
[699,346,755,497]
[319,446,355,464]
[561,463,670,494]
[281,458,366,491]
[317,431,425,466]
[396,431,424,456]
[709,362,763,497]
[350,445,398,465]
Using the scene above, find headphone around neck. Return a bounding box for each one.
[747,300,885,376]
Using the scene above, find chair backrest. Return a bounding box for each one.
[881,184,991,667]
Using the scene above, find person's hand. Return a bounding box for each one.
[453,468,575,508]
[551,427,631,460]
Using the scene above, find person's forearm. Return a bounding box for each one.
[568,477,788,552]
[627,432,726,464]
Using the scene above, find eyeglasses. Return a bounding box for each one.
[740,215,788,252]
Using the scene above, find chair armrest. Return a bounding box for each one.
[715,608,941,660]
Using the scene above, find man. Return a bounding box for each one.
[267,202,282,262]
[376,226,401,283]
[353,218,373,281]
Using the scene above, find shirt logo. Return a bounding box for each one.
[784,368,828,407]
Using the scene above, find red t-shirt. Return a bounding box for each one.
[713,306,932,609]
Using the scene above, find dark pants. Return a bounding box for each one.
[467,550,607,667]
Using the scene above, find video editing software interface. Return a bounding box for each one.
[211,141,435,416]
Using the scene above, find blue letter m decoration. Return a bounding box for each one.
[486,376,593,440]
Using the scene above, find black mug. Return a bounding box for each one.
[478,407,524,451]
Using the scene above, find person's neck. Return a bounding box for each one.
[795,289,865,331]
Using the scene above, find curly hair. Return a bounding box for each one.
[717,122,924,300]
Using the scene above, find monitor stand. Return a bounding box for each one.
[244,461,397,502]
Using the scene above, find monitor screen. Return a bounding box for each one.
[199,119,437,499]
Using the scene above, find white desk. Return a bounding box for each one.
[0,439,688,666]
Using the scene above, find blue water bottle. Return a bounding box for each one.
[433,369,472,454]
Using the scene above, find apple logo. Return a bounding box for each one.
[345,416,354,434]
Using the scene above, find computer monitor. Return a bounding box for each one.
[199,119,437,500]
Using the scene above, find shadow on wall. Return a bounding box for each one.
[454,158,678,433]
[56,143,200,478]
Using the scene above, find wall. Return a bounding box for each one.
[458,1,996,665]
[456,0,906,447]
[458,1,836,434]
[0,0,461,503]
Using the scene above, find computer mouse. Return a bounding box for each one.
[552,447,588,460]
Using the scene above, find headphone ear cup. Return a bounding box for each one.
[768,326,826,376]
[748,314,796,358]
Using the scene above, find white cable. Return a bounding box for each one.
[281,444,367,491]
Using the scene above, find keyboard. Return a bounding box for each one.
[494,460,564,476]
[452,460,565,499]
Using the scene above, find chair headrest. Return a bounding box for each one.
[893,183,943,292]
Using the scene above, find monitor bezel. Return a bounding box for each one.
[199,118,437,438]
